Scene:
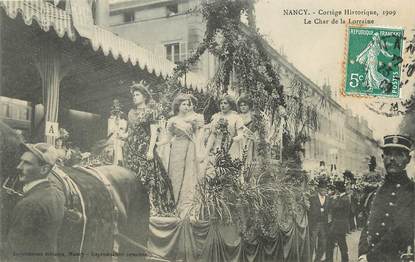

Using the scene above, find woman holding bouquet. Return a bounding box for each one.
[200,95,244,178]
[157,93,204,218]
[124,81,175,216]
[205,95,244,159]
[237,95,259,164]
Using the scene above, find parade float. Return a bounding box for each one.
[95,1,320,261]
[0,1,323,261]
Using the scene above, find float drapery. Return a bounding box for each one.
[148,215,311,262]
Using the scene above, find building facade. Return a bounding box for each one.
[109,0,217,83]
[108,0,381,173]
[344,109,381,173]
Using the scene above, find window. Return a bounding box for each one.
[123,11,135,23]
[166,3,178,16]
[165,43,186,64]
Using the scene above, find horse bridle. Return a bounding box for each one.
[2,174,24,197]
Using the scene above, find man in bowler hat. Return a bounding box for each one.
[358,135,414,262]
[308,175,330,262]
[326,175,351,262]
[6,143,65,262]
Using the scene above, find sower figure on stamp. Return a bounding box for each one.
[326,174,350,262]
[358,135,414,262]
[308,174,330,262]
[6,143,65,262]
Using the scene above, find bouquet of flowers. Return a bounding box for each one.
[213,117,232,152]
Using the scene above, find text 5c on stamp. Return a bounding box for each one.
[345,27,404,98]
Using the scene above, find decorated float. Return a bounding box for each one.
[79,1,320,261]
[0,1,324,261]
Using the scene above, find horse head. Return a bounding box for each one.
[0,121,24,255]
[0,121,23,182]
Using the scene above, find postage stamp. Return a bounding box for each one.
[345,26,404,98]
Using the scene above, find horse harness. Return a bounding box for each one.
[50,166,87,262]
[50,165,121,260]
[76,166,121,254]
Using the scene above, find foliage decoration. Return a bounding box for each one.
[355,171,384,192]
[195,147,245,223]
[193,139,310,240]
[164,0,323,170]
[166,0,288,164]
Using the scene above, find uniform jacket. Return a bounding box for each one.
[327,192,351,235]
[358,172,414,262]
[308,193,330,230]
[7,180,65,262]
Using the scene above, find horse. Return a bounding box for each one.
[0,121,150,262]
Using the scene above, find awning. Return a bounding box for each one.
[0,0,76,40]
[0,0,207,91]
[88,24,207,90]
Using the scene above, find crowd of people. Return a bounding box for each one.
[308,135,414,262]
[3,81,414,262]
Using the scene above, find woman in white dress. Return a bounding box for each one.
[200,95,244,177]
[157,94,204,218]
[237,95,259,164]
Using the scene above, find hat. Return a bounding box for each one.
[381,135,412,152]
[21,143,58,166]
[343,170,356,183]
[129,80,152,103]
[311,172,331,188]
[332,173,346,191]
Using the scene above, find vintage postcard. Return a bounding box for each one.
[0,0,414,262]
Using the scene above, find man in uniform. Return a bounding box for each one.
[6,143,65,262]
[358,135,414,262]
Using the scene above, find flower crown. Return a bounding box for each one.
[129,80,151,96]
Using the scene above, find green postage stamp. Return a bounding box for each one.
[345,27,404,97]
